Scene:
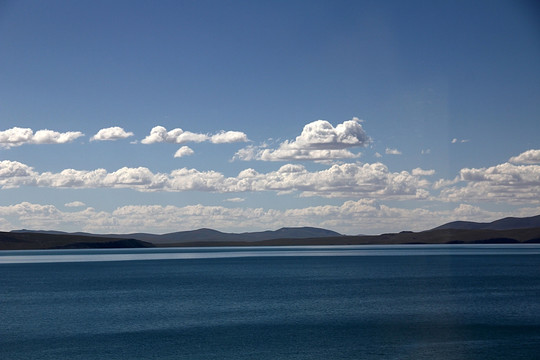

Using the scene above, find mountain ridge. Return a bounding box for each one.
[432,214,540,231]
[10,226,342,244]
[3,215,540,250]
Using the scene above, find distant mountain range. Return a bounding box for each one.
[2,215,540,250]
[10,227,342,245]
[432,214,540,231]
[0,231,154,250]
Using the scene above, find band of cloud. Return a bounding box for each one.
[141,126,248,145]
[0,127,84,148]
[1,125,248,148]
[2,146,539,205]
[1,200,537,235]
[0,159,434,200]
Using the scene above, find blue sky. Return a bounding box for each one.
[1,0,539,234]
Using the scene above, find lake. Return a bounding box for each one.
[1,245,540,359]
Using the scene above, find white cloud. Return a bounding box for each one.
[0,160,37,188]
[433,177,460,189]
[141,126,248,145]
[174,146,195,158]
[291,118,370,149]
[233,145,260,161]
[411,168,435,176]
[509,149,540,164]
[103,167,167,189]
[90,127,134,141]
[210,131,249,144]
[5,149,540,208]
[0,160,433,200]
[225,197,245,202]
[141,126,207,144]
[451,138,469,144]
[0,127,84,148]
[37,168,109,188]
[440,161,540,204]
[385,148,402,155]
[65,201,86,208]
[421,149,431,155]
[0,160,35,178]
[1,200,536,235]
[258,148,360,161]
[235,118,370,161]
[0,217,13,231]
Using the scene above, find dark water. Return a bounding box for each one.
[1,245,540,359]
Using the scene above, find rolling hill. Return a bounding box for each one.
[432,214,540,231]
[2,215,540,250]
[10,226,342,244]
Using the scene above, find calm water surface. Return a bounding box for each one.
[1,245,540,359]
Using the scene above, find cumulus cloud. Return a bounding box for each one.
[385,148,402,155]
[235,118,371,161]
[411,168,435,176]
[210,131,248,144]
[141,126,207,144]
[439,161,540,204]
[0,127,84,148]
[290,118,370,149]
[1,200,534,235]
[90,127,134,141]
[141,126,248,145]
[0,160,433,200]
[174,146,195,158]
[0,217,13,231]
[65,201,86,208]
[241,162,432,199]
[258,148,360,162]
[509,149,540,164]
[0,160,37,188]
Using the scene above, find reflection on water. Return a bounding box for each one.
[1,244,540,264]
[2,245,540,360]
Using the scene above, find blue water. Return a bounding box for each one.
[1,245,540,359]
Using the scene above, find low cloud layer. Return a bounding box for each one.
[235,118,371,161]
[0,127,84,148]
[1,200,538,235]
[3,149,539,206]
[2,148,540,234]
[91,127,134,141]
[141,126,248,145]
[439,162,540,204]
[436,149,540,204]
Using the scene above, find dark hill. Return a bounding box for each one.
[7,227,342,246]
[161,227,540,247]
[5,214,540,249]
[0,231,154,250]
[144,227,342,244]
[433,214,540,231]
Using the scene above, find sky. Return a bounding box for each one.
[1,0,539,235]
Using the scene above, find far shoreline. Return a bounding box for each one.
[2,227,540,251]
